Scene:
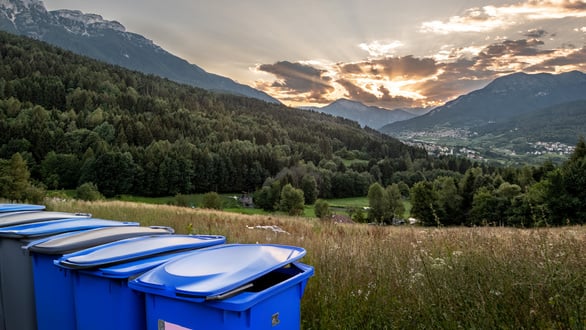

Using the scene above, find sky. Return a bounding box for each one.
[45,0,586,109]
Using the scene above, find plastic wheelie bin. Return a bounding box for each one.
[0,211,92,330]
[25,225,175,330]
[129,244,314,330]
[0,217,137,330]
[56,234,226,330]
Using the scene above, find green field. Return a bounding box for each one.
[46,200,586,329]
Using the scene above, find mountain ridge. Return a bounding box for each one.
[303,98,420,130]
[382,70,586,135]
[0,0,280,104]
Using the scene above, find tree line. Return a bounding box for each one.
[1,31,584,226]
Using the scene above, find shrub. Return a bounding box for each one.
[202,192,223,210]
[314,199,332,219]
[75,182,104,201]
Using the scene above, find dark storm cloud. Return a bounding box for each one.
[257,61,334,94]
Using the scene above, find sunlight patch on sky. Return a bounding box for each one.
[358,40,404,57]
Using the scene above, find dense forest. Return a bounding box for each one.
[1,31,584,226]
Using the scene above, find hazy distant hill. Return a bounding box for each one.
[302,99,420,129]
[0,0,280,103]
[382,71,586,135]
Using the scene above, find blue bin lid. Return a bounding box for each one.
[25,226,175,255]
[0,211,91,227]
[81,250,196,279]
[0,218,138,238]
[57,235,226,269]
[130,244,306,300]
[0,204,45,213]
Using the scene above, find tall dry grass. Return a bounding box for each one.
[47,200,586,329]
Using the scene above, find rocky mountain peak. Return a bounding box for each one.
[0,0,280,103]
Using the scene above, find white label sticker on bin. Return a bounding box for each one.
[158,319,191,330]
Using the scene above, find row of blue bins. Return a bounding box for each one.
[0,203,313,330]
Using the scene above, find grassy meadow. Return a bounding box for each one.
[46,199,585,329]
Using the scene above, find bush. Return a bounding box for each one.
[23,184,46,204]
[202,192,223,210]
[314,199,332,219]
[174,193,193,208]
[75,182,104,201]
[279,184,305,216]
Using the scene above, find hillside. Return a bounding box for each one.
[0,0,279,103]
[0,31,426,197]
[302,99,418,130]
[381,71,586,164]
[475,100,586,145]
[382,71,586,134]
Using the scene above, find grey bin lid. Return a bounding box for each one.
[0,204,45,213]
[0,218,138,239]
[57,235,226,269]
[25,226,175,255]
[0,211,91,227]
[130,244,306,300]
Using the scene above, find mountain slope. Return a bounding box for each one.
[303,99,418,129]
[0,0,280,103]
[382,71,586,135]
[475,100,586,144]
[0,30,425,196]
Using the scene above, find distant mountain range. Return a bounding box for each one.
[381,71,586,163]
[302,99,423,129]
[0,0,280,103]
[382,71,586,134]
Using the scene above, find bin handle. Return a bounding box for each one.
[204,283,254,301]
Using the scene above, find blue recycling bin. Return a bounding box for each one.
[0,203,45,213]
[56,234,226,330]
[0,217,137,330]
[0,211,92,330]
[129,244,314,330]
[25,226,175,330]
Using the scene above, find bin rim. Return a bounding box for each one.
[0,211,92,227]
[0,203,45,213]
[0,218,138,238]
[128,243,307,301]
[56,234,226,270]
[24,225,175,255]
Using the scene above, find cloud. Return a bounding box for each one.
[524,28,548,38]
[340,56,438,80]
[257,61,333,94]
[337,79,417,108]
[420,0,586,34]
[358,40,404,57]
[526,46,586,71]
